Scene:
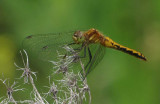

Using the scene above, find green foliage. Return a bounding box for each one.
[0,0,160,104]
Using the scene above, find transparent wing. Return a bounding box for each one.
[22,32,75,61]
[85,44,106,76]
[22,32,105,75]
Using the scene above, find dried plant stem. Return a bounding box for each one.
[1,48,92,104]
[79,59,92,104]
[29,74,45,104]
[75,84,82,104]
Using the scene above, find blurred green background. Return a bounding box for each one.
[0,0,160,104]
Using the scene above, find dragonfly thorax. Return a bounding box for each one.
[72,30,85,44]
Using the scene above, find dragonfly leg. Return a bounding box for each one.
[67,42,92,77]
[85,47,92,70]
[67,42,82,51]
[80,47,92,78]
[74,42,86,51]
[67,42,76,46]
[79,46,86,58]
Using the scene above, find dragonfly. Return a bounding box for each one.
[23,28,147,76]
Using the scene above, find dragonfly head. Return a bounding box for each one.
[72,30,85,44]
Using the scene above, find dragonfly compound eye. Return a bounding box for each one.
[73,30,84,43]
[73,31,83,38]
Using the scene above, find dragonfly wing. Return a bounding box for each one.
[22,31,105,75]
[85,44,106,76]
[22,32,75,61]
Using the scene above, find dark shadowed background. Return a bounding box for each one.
[0,0,160,104]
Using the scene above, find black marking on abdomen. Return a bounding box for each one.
[111,42,114,45]
[114,45,146,60]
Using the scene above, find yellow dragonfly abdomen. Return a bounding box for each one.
[103,38,147,61]
[83,28,147,61]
